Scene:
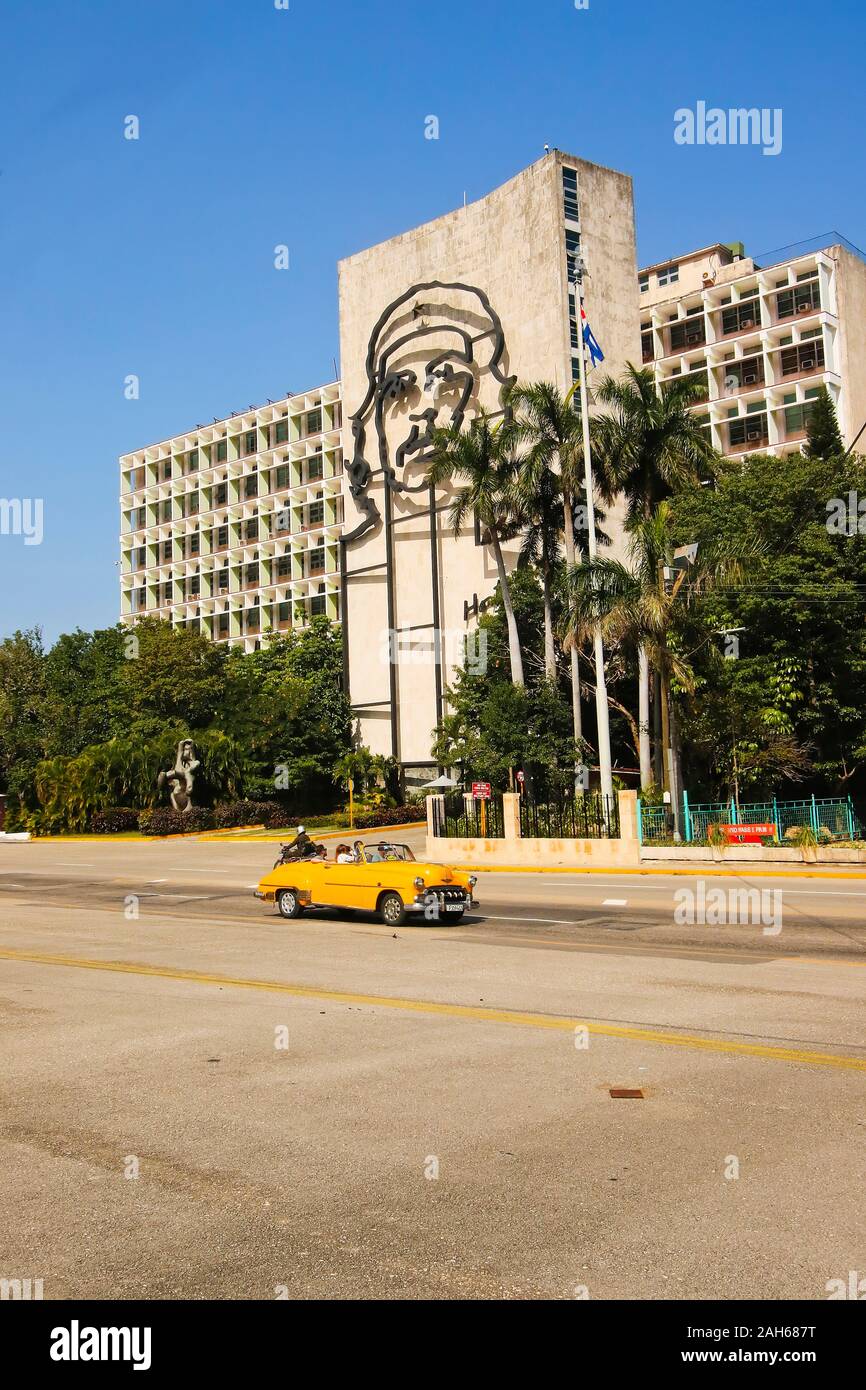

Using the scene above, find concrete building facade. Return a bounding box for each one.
[119,152,866,782]
[638,238,866,459]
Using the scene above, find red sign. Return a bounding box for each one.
[516,770,525,784]
[472,781,492,800]
[721,823,776,844]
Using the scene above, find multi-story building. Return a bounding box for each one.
[119,148,866,778]
[638,237,866,458]
[119,383,344,650]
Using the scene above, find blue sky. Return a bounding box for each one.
[1,0,862,641]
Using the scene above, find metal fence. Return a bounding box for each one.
[519,793,621,840]
[431,794,504,839]
[638,793,858,844]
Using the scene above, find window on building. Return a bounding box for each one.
[244,474,258,499]
[639,275,649,294]
[776,280,820,318]
[657,264,679,287]
[217,613,230,637]
[162,582,172,605]
[162,461,172,481]
[305,408,323,437]
[215,439,228,463]
[310,591,327,617]
[306,499,325,528]
[670,319,706,352]
[306,455,324,483]
[641,328,654,363]
[729,412,768,447]
[189,533,200,557]
[244,519,259,541]
[243,430,257,456]
[562,167,579,222]
[309,546,326,575]
[277,600,291,625]
[274,463,290,491]
[190,576,200,598]
[721,298,760,335]
[215,482,228,506]
[216,524,229,550]
[160,500,172,522]
[162,540,172,562]
[272,418,289,446]
[276,556,291,579]
[246,606,260,632]
[218,566,230,590]
[565,229,581,280]
[780,341,825,376]
[186,450,199,473]
[186,491,199,516]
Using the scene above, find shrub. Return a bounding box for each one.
[706,822,728,848]
[213,800,285,829]
[138,807,215,836]
[353,804,427,829]
[90,808,141,834]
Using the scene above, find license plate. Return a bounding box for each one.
[445,902,464,912]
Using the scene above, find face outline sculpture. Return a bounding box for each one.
[344,281,514,542]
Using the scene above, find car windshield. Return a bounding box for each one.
[362,843,415,863]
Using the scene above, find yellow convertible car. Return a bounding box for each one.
[255,841,477,926]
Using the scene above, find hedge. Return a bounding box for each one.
[138,807,216,836]
[352,804,426,829]
[90,808,141,834]
[212,800,285,829]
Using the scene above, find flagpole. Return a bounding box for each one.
[572,261,615,817]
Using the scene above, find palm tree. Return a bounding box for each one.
[508,381,591,752]
[426,412,526,687]
[562,503,750,817]
[591,366,718,788]
[512,461,563,681]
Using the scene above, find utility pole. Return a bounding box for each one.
[572,259,614,813]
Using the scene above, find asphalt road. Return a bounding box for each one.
[1,837,865,1299]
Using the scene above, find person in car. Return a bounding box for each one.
[335,843,354,863]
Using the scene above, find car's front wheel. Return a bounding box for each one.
[378,892,406,927]
[277,888,303,919]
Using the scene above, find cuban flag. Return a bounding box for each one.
[581,306,605,367]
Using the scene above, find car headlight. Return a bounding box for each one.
[468,875,477,886]
[414,876,425,890]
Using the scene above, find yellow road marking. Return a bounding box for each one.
[1,947,864,1072]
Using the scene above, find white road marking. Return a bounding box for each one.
[482,915,575,925]
[602,898,628,906]
[146,879,168,884]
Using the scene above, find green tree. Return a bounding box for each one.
[591,365,718,788]
[427,411,526,686]
[804,385,844,460]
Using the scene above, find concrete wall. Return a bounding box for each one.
[338,151,639,771]
[834,245,866,447]
[425,790,641,867]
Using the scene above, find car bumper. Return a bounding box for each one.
[411,890,474,914]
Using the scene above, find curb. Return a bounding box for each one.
[445,862,866,881]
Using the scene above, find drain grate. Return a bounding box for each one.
[609,1088,644,1099]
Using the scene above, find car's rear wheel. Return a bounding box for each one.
[277,888,303,919]
[378,892,406,927]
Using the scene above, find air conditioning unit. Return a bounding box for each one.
[801,357,815,370]
[741,318,754,329]
[687,331,701,344]
[743,372,757,385]
[747,428,761,441]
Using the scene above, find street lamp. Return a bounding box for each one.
[571,255,615,815]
